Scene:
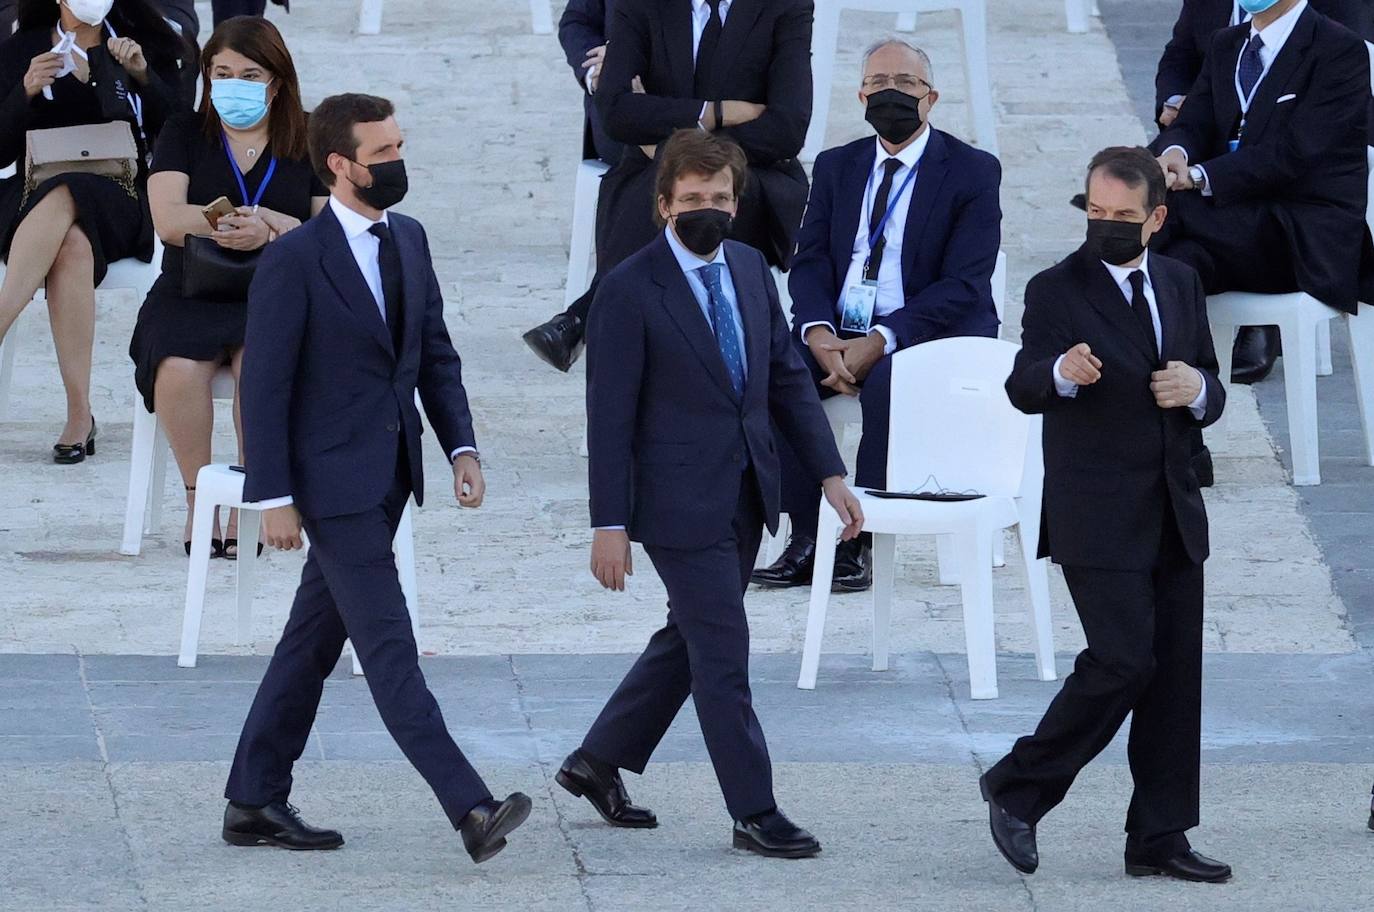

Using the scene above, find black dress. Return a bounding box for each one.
[0,27,182,283]
[128,111,325,412]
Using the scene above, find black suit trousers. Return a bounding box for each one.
[224,464,491,829]
[580,471,775,820]
[1153,189,1299,297]
[983,500,1203,851]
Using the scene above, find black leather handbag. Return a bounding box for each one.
[181,234,261,301]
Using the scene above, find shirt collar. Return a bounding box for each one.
[328,194,388,240]
[872,126,930,174]
[1101,249,1151,290]
[664,223,727,275]
[692,0,731,16]
[1248,0,1307,53]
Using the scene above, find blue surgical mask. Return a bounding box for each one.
[1237,0,1281,14]
[211,78,271,129]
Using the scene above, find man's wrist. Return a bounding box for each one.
[451,447,480,465]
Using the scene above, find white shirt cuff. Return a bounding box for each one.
[595,525,626,531]
[1188,368,1208,418]
[872,325,897,355]
[1052,354,1079,398]
[1196,164,1212,197]
[256,495,294,509]
[698,101,709,129]
[583,65,597,94]
[1162,144,1189,163]
[801,321,836,341]
[1164,94,1184,108]
[450,446,476,463]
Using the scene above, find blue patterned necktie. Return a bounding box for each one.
[1238,32,1265,101]
[698,263,745,396]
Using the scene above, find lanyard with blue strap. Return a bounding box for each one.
[861,161,918,279]
[842,160,917,334]
[221,131,278,210]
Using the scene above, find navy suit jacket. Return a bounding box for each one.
[587,234,845,550]
[1006,247,1225,572]
[241,203,476,519]
[789,129,1002,348]
[559,0,623,164]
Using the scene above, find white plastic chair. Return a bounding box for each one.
[565,159,610,310]
[357,0,383,35]
[1063,0,1100,33]
[803,0,998,163]
[0,237,163,419]
[178,464,420,676]
[119,366,235,556]
[798,337,1056,699]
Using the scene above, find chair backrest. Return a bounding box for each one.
[991,249,1007,322]
[885,336,1031,498]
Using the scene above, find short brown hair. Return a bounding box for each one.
[1085,146,1166,211]
[199,17,308,161]
[653,130,748,226]
[308,94,396,187]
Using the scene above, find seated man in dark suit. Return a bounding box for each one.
[559,0,623,166]
[1153,0,1374,384]
[556,129,862,858]
[1154,0,1370,129]
[523,0,813,372]
[752,39,1001,591]
[982,145,1229,883]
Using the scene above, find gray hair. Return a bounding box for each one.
[860,37,934,86]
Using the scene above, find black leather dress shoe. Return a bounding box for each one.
[751,534,816,588]
[222,801,344,850]
[732,809,821,859]
[1125,848,1232,883]
[832,535,872,592]
[1191,445,1214,488]
[980,775,1038,874]
[555,749,657,828]
[460,792,533,864]
[522,312,585,372]
[1231,325,1281,385]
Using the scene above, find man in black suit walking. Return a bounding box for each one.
[1153,0,1374,384]
[559,0,623,166]
[553,130,862,858]
[223,94,530,864]
[523,0,813,372]
[981,147,1230,883]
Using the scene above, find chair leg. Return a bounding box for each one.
[357,0,383,35]
[1208,318,1236,439]
[147,421,169,535]
[1348,307,1374,466]
[992,530,1006,568]
[235,509,260,645]
[763,513,790,566]
[1280,315,1321,485]
[1317,316,1333,376]
[395,501,420,640]
[936,534,959,585]
[957,525,998,700]
[529,0,553,34]
[178,488,218,668]
[1065,0,1091,32]
[565,166,601,311]
[120,403,158,555]
[959,2,999,157]
[870,533,896,672]
[350,640,364,676]
[797,504,840,690]
[0,328,16,421]
[1017,517,1056,682]
[800,2,841,162]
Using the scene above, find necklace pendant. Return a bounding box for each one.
[246,147,257,158]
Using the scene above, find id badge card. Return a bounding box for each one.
[839,280,878,334]
[1227,138,1240,153]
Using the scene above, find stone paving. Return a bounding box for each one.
[1,1,1371,910]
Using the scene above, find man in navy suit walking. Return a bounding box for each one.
[753,39,1001,592]
[222,94,531,864]
[553,130,863,858]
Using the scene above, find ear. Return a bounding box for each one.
[326,151,352,184]
[858,89,868,106]
[267,81,280,104]
[924,88,939,109]
[657,194,672,223]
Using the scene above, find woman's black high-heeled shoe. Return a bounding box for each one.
[182,485,224,558]
[52,416,96,464]
[222,539,264,561]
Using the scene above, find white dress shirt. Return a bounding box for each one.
[1052,251,1209,419]
[691,0,733,62]
[802,129,930,355]
[256,195,471,512]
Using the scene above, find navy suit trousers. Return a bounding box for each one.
[224,466,491,829]
[581,471,776,820]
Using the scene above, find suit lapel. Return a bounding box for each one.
[650,236,739,402]
[1211,25,1247,139]
[661,0,696,96]
[1148,256,1183,364]
[1072,247,1158,366]
[900,130,949,282]
[704,0,763,98]
[1237,7,1315,143]
[833,141,875,283]
[318,205,394,360]
[391,216,426,359]
[725,242,767,399]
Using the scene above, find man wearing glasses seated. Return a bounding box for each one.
[753,39,1002,592]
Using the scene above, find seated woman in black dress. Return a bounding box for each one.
[130,16,325,557]
[0,0,191,462]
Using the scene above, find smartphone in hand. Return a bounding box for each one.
[202,196,236,230]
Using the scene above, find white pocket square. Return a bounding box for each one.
[1277,93,1297,103]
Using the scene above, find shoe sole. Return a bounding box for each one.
[980,778,1037,875]
[749,576,812,589]
[521,330,575,373]
[1124,863,1231,883]
[731,832,821,859]
[554,770,659,828]
[469,795,534,864]
[222,829,344,851]
[830,578,872,593]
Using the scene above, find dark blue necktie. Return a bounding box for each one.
[1238,32,1265,101]
[699,263,745,395]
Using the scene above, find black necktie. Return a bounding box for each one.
[1238,32,1264,101]
[368,222,404,354]
[694,0,723,97]
[865,158,903,282]
[1128,270,1160,362]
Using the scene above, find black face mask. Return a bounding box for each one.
[864,88,924,146]
[673,208,733,256]
[348,158,409,210]
[1085,218,1148,266]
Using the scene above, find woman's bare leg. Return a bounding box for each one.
[0,186,78,341]
[43,223,97,445]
